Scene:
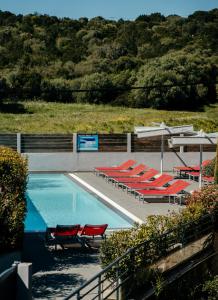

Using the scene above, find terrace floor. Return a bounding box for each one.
[23,171,199,299]
[72,171,198,223]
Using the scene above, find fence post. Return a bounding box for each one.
[17,133,21,153]
[73,133,79,171]
[180,134,184,153]
[73,133,77,153]
[16,262,32,300]
[127,133,131,153]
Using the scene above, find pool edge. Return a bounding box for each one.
[68,173,144,225]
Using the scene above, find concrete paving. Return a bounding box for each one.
[72,172,199,223]
[22,233,101,299]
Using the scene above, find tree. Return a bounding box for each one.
[76,73,114,104]
[131,51,217,109]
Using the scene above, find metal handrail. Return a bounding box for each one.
[0,265,16,283]
[63,213,215,300]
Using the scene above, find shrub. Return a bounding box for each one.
[202,276,218,300]
[100,185,217,279]
[185,184,218,214]
[203,158,215,177]
[8,71,42,99]
[0,146,28,252]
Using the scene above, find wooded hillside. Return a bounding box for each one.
[0,9,217,109]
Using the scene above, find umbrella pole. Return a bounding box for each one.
[161,135,164,174]
[199,144,203,188]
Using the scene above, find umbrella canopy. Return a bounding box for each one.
[168,130,218,187]
[134,123,194,173]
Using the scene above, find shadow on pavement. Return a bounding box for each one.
[22,233,101,299]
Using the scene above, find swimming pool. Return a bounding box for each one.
[25,173,132,232]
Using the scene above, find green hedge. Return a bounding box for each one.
[203,158,215,177]
[100,185,218,282]
[0,146,28,253]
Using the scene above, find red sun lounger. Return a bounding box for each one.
[79,224,108,248]
[80,224,108,238]
[114,168,159,184]
[116,168,159,186]
[94,160,136,173]
[103,164,147,181]
[173,160,211,176]
[46,224,81,250]
[135,180,190,203]
[123,174,174,192]
[186,171,215,184]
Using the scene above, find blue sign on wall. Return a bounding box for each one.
[77,135,99,151]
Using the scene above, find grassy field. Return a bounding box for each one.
[0,101,217,133]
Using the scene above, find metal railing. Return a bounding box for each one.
[0,264,17,299]
[63,213,215,300]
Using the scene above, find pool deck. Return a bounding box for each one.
[24,171,199,299]
[22,233,101,299]
[70,172,198,223]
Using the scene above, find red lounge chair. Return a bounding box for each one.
[116,168,159,187]
[114,168,159,184]
[46,224,81,250]
[173,160,211,176]
[186,171,215,184]
[103,164,147,180]
[79,224,108,248]
[94,160,136,173]
[135,180,190,203]
[123,174,174,192]
[202,176,214,184]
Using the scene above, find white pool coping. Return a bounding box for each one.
[68,173,144,225]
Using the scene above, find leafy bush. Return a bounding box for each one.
[8,71,42,99]
[202,276,218,300]
[185,185,218,214]
[100,185,217,278]
[203,158,215,177]
[0,146,28,252]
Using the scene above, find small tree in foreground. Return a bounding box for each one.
[0,146,28,253]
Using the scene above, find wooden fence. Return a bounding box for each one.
[0,133,216,153]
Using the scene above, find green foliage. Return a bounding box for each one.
[185,185,218,214]
[202,276,218,300]
[131,51,217,110]
[0,9,217,109]
[76,73,114,104]
[0,146,28,252]
[100,185,217,281]
[203,158,215,177]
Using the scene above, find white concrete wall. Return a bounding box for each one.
[24,151,215,172]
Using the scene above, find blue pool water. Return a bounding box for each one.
[25,174,132,232]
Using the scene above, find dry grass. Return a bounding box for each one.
[0,101,217,133]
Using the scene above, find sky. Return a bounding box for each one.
[0,0,217,20]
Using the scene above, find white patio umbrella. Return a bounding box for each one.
[168,130,218,188]
[134,122,194,174]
